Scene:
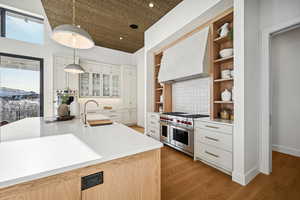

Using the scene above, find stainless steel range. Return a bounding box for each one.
[160,112,209,156]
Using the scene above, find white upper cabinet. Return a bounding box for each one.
[122,65,137,109]
[53,55,79,91]
[78,60,121,98]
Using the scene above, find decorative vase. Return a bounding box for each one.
[221,89,232,101]
[58,104,69,117]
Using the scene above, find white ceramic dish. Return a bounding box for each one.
[219,48,233,58]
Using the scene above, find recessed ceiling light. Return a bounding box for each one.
[129,24,139,29]
[149,2,154,8]
[119,36,123,40]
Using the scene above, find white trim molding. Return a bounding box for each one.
[232,166,260,186]
[260,16,300,175]
[273,145,300,158]
[245,166,260,185]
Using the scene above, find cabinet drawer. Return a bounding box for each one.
[195,121,233,134]
[148,120,160,128]
[148,126,159,134]
[195,128,232,152]
[147,126,160,140]
[195,143,232,172]
[148,113,160,120]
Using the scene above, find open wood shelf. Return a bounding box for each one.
[214,35,232,44]
[214,101,233,104]
[154,53,172,113]
[214,56,234,64]
[210,10,234,121]
[214,78,233,82]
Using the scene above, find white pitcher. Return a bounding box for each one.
[218,23,230,37]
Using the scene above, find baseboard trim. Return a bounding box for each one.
[232,171,245,185]
[232,166,260,186]
[272,144,300,157]
[245,166,260,185]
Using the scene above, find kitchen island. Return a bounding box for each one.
[0,117,162,200]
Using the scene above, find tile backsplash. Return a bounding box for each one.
[172,78,210,114]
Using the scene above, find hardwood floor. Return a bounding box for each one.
[129,125,145,134]
[129,126,300,200]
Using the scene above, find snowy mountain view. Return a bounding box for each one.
[0,87,40,124]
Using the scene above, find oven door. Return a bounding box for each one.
[170,126,194,154]
[160,122,170,143]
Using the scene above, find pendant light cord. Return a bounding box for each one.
[73,49,76,63]
[72,0,75,26]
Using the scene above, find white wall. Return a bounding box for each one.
[133,48,145,127]
[145,0,234,51]
[259,0,300,30]
[145,0,233,118]
[0,0,43,16]
[232,0,260,185]
[257,0,300,172]
[145,0,233,52]
[0,0,135,117]
[233,0,300,184]
[270,27,300,157]
[172,78,210,114]
[244,0,260,182]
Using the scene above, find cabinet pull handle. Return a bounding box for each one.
[150,130,155,133]
[205,125,219,129]
[150,122,155,125]
[205,136,219,142]
[205,151,219,158]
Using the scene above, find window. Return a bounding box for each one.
[0,53,44,125]
[0,7,44,45]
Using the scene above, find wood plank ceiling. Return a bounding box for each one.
[41,0,184,53]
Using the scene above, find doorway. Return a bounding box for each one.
[0,53,43,125]
[270,27,300,158]
[260,17,300,174]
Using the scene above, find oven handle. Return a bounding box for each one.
[169,125,192,132]
[160,121,169,126]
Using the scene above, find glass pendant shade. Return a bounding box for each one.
[52,24,94,49]
[64,63,85,74]
[64,48,85,74]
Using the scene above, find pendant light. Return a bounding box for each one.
[64,49,85,74]
[52,0,94,49]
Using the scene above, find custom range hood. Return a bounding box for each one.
[158,26,210,83]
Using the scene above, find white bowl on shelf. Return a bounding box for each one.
[219,48,233,58]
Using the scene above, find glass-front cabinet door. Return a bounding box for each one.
[102,73,111,97]
[79,73,90,97]
[111,74,120,97]
[92,73,101,96]
[79,62,121,98]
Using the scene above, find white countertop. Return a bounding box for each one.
[194,117,234,126]
[0,117,162,188]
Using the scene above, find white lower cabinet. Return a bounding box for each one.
[98,110,122,123]
[120,108,137,125]
[146,112,160,141]
[194,120,233,175]
[95,109,137,125]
